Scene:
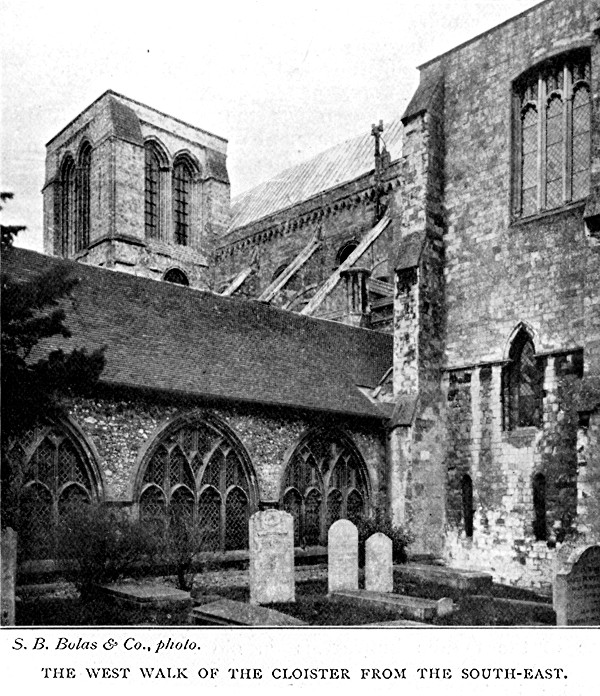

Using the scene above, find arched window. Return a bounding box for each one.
[137,414,257,553]
[514,50,590,217]
[502,328,543,430]
[280,429,369,546]
[75,143,92,253]
[3,420,100,561]
[172,158,193,246]
[533,473,547,541]
[60,156,76,256]
[461,474,474,538]
[336,240,358,266]
[164,268,189,286]
[145,143,161,239]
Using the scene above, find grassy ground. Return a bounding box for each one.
[16,565,555,627]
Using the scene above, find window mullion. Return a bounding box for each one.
[538,73,546,211]
[513,92,524,216]
[564,63,573,203]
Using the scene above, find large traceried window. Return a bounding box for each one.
[145,143,161,239]
[502,329,543,430]
[172,158,193,246]
[514,50,591,218]
[280,430,370,547]
[137,415,257,552]
[4,421,100,561]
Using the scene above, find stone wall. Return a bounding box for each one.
[390,0,600,583]
[214,167,399,325]
[443,357,583,590]
[65,392,386,508]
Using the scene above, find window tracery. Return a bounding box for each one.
[514,50,590,217]
[502,329,543,430]
[280,430,369,546]
[4,421,99,560]
[138,416,257,552]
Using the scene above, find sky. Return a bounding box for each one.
[1,0,542,252]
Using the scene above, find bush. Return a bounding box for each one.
[356,512,414,566]
[58,504,159,599]
[164,517,223,591]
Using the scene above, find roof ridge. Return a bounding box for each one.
[232,115,404,205]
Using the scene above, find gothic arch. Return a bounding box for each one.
[502,324,543,429]
[279,428,371,546]
[76,138,94,161]
[503,321,538,361]
[172,150,201,178]
[4,416,104,561]
[133,411,258,552]
[144,137,170,169]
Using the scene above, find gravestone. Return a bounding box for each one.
[553,544,600,626]
[328,519,358,593]
[191,598,306,626]
[365,532,393,593]
[1,528,17,626]
[96,581,192,608]
[249,509,295,604]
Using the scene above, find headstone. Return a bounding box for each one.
[249,509,295,604]
[328,519,358,593]
[365,532,393,593]
[553,544,600,626]
[1,528,17,626]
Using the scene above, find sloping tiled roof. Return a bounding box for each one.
[230,119,403,232]
[4,249,392,420]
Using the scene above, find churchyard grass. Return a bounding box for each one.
[16,567,555,626]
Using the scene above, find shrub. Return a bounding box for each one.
[356,512,414,566]
[164,517,220,591]
[58,504,159,599]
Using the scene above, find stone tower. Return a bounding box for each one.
[42,90,230,289]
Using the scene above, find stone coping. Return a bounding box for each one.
[394,563,493,592]
[96,582,192,606]
[332,589,453,622]
[191,599,306,626]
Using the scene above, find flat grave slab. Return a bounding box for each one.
[394,564,493,592]
[190,598,306,626]
[365,619,430,627]
[96,582,192,607]
[332,589,453,622]
[190,592,224,606]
